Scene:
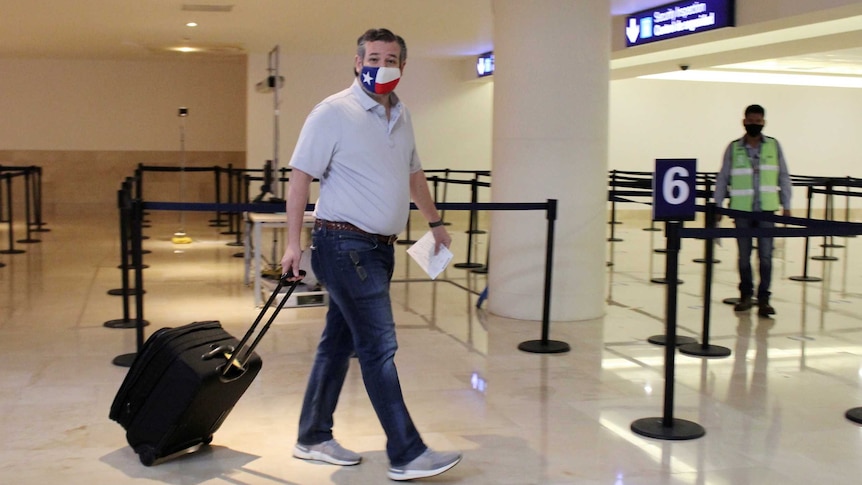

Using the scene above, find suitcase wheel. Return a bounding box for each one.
[135,445,157,467]
[203,435,213,446]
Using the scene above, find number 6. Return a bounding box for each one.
[663,167,690,205]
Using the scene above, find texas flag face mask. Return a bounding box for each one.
[360,66,401,95]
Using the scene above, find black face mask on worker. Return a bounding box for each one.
[744,124,763,137]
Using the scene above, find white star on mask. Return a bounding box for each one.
[362,71,373,85]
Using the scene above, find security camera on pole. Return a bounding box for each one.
[172,107,193,244]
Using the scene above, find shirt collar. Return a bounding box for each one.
[351,78,400,111]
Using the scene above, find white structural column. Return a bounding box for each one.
[489,0,610,321]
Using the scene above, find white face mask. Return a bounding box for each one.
[359,66,401,95]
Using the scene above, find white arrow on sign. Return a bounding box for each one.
[626,18,641,44]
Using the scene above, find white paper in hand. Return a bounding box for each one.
[406,231,453,280]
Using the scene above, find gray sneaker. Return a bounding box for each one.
[293,439,361,466]
[387,448,462,481]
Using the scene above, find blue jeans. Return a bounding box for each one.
[733,215,774,301]
[297,225,426,466]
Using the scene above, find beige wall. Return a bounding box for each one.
[0,57,247,213]
[246,53,494,204]
[609,77,862,212]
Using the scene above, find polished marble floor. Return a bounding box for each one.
[2,204,862,484]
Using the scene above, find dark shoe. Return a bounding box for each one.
[733,297,753,312]
[758,301,776,317]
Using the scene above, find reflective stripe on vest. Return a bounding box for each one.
[729,138,780,211]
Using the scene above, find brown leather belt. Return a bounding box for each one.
[314,219,397,245]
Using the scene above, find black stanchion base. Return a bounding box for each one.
[220,231,239,236]
[607,237,623,242]
[0,249,26,254]
[643,227,661,232]
[811,255,838,261]
[789,275,823,282]
[17,238,41,244]
[607,261,614,267]
[467,230,487,235]
[104,318,149,329]
[226,242,244,247]
[518,340,571,354]
[233,252,245,258]
[396,239,417,245]
[722,297,759,305]
[647,335,698,346]
[0,262,5,268]
[650,278,683,285]
[209,222,229,228]
[113,353,137,368]
[845,407,862,424]
[33,227,51,233]
[471,266,488,274]
[608,221,623,225]
[631,417,705,441]
[654,248,667,253]
[693,258,721,264]
[821,243,844,249]
[679,343,732,358]
[454,262,484,269]
[107,288,145,296]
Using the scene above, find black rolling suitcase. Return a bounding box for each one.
[109,273,302,466]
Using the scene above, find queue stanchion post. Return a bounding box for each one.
[519,199,570,354]
[813,182,840,260]
[16,168,40,244]
[454,177,483,269]
[647,159,696,346]
[211,166,230,229]
[0,173,25,255]
[608,170,622,226]
[680,203,731,358]
[632,220,706,440]
[32,166,49,233]
[113,197,148,368]
[790,185,823,282]
[693,175,719,264]
[843,176,857,238]
[649,221,684,286]
[106,187,149,329]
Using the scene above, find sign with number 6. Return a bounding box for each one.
[652,159,696,221]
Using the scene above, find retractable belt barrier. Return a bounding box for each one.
[633,202,862,442]
[0,166,48,259]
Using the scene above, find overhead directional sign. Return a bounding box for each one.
[476,51,494,78]
[626,0,735,47]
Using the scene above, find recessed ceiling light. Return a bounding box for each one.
[186,22,198,27]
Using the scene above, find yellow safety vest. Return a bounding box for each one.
[729,137,780,211]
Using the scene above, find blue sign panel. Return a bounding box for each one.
[626,0,735,47]
[653,159,697,221]
[476,51,494,78]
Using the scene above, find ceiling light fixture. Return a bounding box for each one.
[186,22,198,27]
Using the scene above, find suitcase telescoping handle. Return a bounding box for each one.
[219,270,305,380]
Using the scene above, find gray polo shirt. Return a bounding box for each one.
[289,79,422,235]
